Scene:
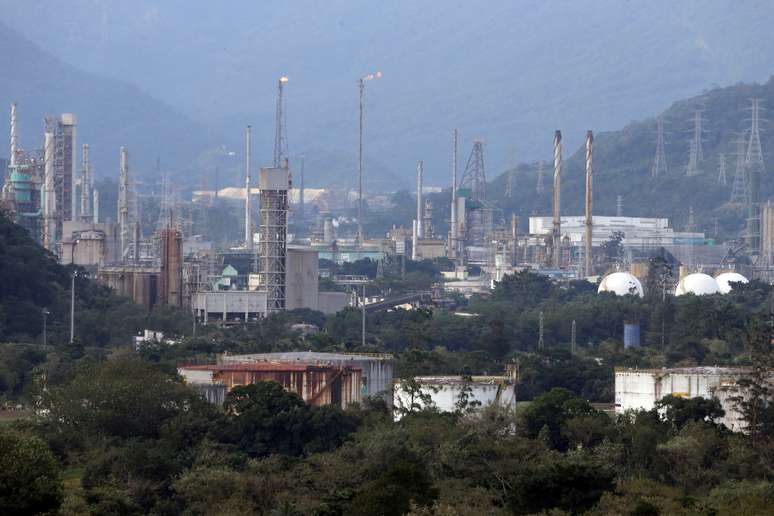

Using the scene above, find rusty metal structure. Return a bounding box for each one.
[160,226,183,306]
[179,361,362,408]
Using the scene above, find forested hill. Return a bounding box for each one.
[0,211,190,345]
[489,77,774,239]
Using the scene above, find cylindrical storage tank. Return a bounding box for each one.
[623,321,641,348]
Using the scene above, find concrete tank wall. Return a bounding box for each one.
[286,247,319,310]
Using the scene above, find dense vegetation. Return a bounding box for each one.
[2,214,774,514]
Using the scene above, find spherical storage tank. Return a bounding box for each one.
[675,273,719,296]
[715,272,749,294]
[598,272,644,297]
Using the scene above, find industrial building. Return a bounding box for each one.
[614,367,763,432]
[219,351,394,403]
[178,359,368,408]
[393,368,518,419]
[528,216,705,248]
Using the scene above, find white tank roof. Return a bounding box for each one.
[715,272,749,294]
[675,273,719,296]
[598,272,644,297]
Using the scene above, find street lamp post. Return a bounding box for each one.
[357,70,382,246]
[70,271,78,344]
[42,309,49,349]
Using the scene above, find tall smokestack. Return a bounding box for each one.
[416,160,424,239]
[552,130,562,268]
[511,213,518,266]
[584,130,593,277]
[450,128,458,262]
[118,146,129,262]
[245,125,252,250]
[412,219,418,261]
[93,189,99,225]
[9,103,17,167]
[43,127,56,252]
[80,144,91,222]
[299,154,305,221]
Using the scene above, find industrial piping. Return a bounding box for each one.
[552,130,562,268]
[584,130,593,277]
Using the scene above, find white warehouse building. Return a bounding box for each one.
[529,215,704,247]
[614,367,758,432]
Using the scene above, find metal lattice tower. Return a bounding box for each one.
[730,139,751,207]
[686,111,705,177]
[273,76,289,168]
[652,116,668,178]
[538,310,544,350]
[616,195,623,217]
[536,160,544,194]
[745,98,764,168]
[260,168,290,313]
[506,169,513,198]
[460,140,486,202]
[717,153,728,186]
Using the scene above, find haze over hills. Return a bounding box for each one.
[0,22,209,184]
[2,1,774,190]
[488,78,774,240]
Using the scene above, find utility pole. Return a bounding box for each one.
[42,309,49,349]
[536,160,544,194]
[69,271,77,344]
[717,153,728,186]
[357,71,382,245]
[652,116,668,178]
[686,110,704,177]
[361,284,366,347]
[571,320,576,354]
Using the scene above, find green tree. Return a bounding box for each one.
[350,457,438,516]
[0,429,63,515]
[655,395,725,430]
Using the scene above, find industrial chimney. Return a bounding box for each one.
[585,130,593,277]
[450,128,458,262]
[552,130,562,268]
[43,127,56,252]
[9,103,17,167]
[416,160,424,239]
[245,125,252,251]
[118,146,129,261]
[80,144,91,223]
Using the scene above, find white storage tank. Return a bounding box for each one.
[675,273,719,296]
[715,272,749,294]
[598,272,644,297]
